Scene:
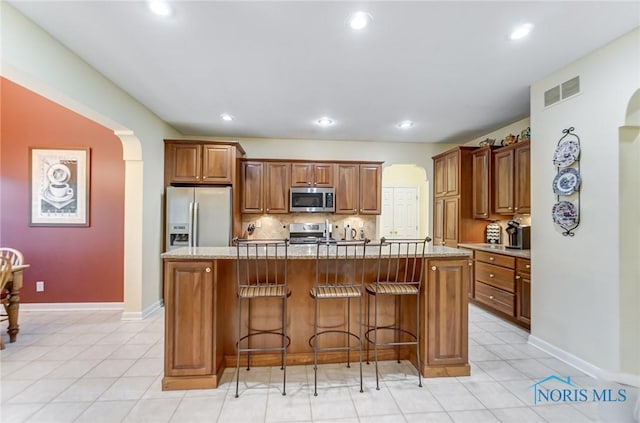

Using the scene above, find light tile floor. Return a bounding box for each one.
[0,305,607,422]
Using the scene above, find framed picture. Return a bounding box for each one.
[29,148,90,226]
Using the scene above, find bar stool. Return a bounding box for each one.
[234,239,290,397]
[365,237,429,390]
[309,239,368,396]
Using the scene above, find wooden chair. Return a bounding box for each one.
[0,248,23,267]
[0,256,14,349]
[234,239,290,397]
[365,237,430,390]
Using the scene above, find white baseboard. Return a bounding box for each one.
[528,334,640,388]
[20,302,124,312]
[120,299,164,321]
[19,300,165,321]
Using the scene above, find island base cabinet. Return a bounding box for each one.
[163,261,223,390]
[423,258,470,377]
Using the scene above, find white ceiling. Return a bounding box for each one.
[8,1,640,143]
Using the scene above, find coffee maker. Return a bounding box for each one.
[505,220,531,249]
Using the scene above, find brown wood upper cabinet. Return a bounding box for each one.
[494,140,530,215]
[335,163,382,215]
[434,151,459,197]
[165,141,240,185]
[241,161,290,214]
[471,147,492,219]
[291,163,334,187]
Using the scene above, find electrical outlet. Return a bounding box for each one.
[255,219,262,228]
[36,281,44,292]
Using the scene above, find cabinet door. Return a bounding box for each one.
[427,259,468,366]
[359,163,381,214]
[265,162,290,213]
[291,163,314,187]
[313,163,334,187]
[472,148,491,219]
[434,156,447,197]
[241,162,264,213]
[494,149,514,214]
[433,198,445,246]
[164,261,214,376]
[443,197,459,247]
[170,144,201,183]
[516,272,531,326]
[445,152,459,196]
[201,145,233,184]
[335,164,359,214]
[514,144,531,214]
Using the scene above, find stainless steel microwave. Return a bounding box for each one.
[290,187,335,213]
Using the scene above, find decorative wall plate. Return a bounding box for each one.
[552,201,578,226]
[553,138,580,167]
[552,168,581,196]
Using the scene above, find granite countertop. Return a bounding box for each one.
[457,243,531,259]
[162,245,472,260]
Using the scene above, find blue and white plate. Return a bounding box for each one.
[553,168,581,196]
[553,138,580,167]
[552,201,578,226]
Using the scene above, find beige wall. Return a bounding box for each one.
[530,27,640,377]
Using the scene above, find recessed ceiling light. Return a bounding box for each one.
[349,11,373,30]
[316,117,334,127]
[510,23,534,40]
[397,120,414,129]
[148,0,172,17]
[220,113,234,121]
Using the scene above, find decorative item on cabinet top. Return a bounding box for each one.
[479,138,496,147]
[501,134,519,146]
[520,127,531,142]
[551,127,581,237]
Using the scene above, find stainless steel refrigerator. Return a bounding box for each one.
[165,186,232,250]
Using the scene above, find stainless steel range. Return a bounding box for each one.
[288,222,334,244]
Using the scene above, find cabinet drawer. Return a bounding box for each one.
[476,262,514,292]
[475,250,515,268]
[475,282,514,316]
[516,258,531,274]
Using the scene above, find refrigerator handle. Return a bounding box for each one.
[188,202,194,248]
[194,202,199,247]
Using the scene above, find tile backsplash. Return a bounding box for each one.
[241,213,377,241]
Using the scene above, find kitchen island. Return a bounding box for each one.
[161,245,472,390]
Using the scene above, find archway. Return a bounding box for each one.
[619,88,640,375]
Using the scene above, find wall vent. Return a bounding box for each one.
[544,75,580,107]
[544,86,561,107]
[562,76,580,99]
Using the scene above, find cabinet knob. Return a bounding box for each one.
[489,274,495,278]
[508,207,513,210]
[205,267,211,273]
[196,176,200,179]
[468,262,473,266]
[489,295,494,300]
[266,208,270,211]
[308,182,311,186]
[353,209,357,213]
[516,275,521,279]
[514,207,518,210]
[489,257,494,261]
[431,266,437,271]
[526,264,530,269]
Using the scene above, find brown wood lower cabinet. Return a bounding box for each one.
[162,255,471,390]
[469,249,531,330]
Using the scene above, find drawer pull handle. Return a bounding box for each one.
[205,267,211,273]
[489,257,494,261]
[431,266,437,271]
[489,274,495,278]
[489,295,494,300]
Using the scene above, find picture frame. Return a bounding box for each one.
[29,147,90,227]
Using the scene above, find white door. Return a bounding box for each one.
[379,187,419,239]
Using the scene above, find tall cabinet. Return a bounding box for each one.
[432,147,486,247]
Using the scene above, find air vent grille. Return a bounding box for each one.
[544,76,580,107]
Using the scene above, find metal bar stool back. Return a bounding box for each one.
[366,237,430,390]
[309,239,368,396]
[234,239,290,397]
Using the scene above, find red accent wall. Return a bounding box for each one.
[0,77,124,303]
